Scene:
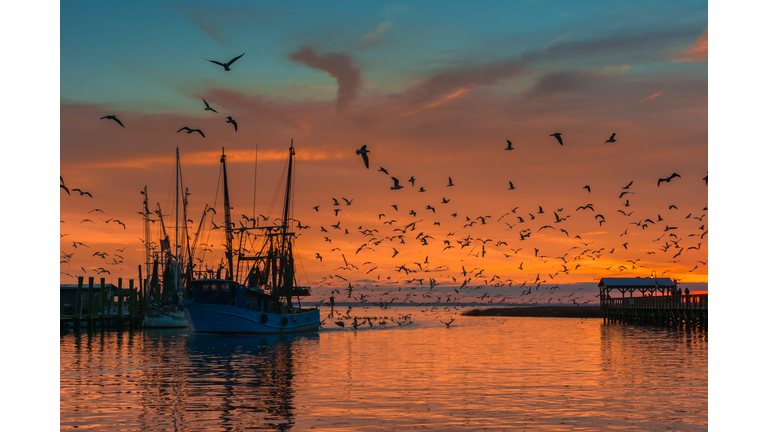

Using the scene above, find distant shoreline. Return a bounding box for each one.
[463,305,603,318]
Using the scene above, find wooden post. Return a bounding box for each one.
[74,276,83,331]
[138,265,143,313]
[100,278,106,329]
[129,279,136,328]
[87,277,95,331]
[117,278,124,328]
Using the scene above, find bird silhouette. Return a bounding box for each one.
[100,115,125,127]
[657,173,681,186]
[447,177,454,187]
[622,181,633,189]
[508,181,516,190]
[603,133,617,144]
[205,52,245,71]
[391,177,404,190]
[60,176,70,195]
[72,189,92,197]
[177,127,205,138]
[202,98,218,113]
[226,116,238,131]
[505,140,514,150]
[583,185,590,193]
[356,145,370,169]
[550,133,563,145]
[379,167,389,174]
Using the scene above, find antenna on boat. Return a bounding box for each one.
[221,147,234,280]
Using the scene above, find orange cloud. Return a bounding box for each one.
[641,91,664,102]
[678,28,707,62]
[398,87,471,117]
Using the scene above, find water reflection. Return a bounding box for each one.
[61,329,319,431]
[61,310,707,431]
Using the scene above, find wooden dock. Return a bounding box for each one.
[601,294,707,327]
[61,276,145,331]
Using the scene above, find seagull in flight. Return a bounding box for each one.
[391,177,404,190]
[447,177,454,187]
[505,140,514,150]
[550,133,563,145]
[177,127,205,138]
[202,99,218,113]
[226,116,238,131]
[356,145,370,169]
[72,189,93,197]
[100,115,124,127]
[205,52,245,71]
[658,173,681,186]
[508,181,516,190]
[603,133,617,144]
[60,176,70,195]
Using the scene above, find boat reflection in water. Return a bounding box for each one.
[178,333,319,430]
[60,329,318,431]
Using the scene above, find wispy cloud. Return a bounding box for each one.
[677,28,707,62]
[357,21,393,46]
[289,47,362,114]
[176,4,260,46]
[641,91,664,102]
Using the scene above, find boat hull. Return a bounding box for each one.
[183,302,320,334]
[143,311,189,329]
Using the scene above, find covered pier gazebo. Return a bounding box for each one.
[599,277,677,302]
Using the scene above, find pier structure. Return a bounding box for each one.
[60,277,145,331]
[599,277,707,327]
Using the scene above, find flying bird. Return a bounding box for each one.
[408,176,416,186]
[603,133,617,144]
[100,115,125,127]
[356,145,370,169]
[177,127,205,138]
[205,52,245,71]
[622,181,633,189]
[447,177,454,187]
[202,98,218,113]
[60,177,70,195]
[505,140,514,150]
[508,181,516,190]
[71,189,92,197]
[550,133,563,145]
[391,177,404,190]
[583,185,590,193]
[379,167,389,174]
[226,116,238,131]
[658,173,682,186]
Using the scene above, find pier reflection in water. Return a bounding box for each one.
[61,308,707,431]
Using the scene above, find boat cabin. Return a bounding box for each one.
[188,279,284,313]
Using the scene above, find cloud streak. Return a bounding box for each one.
[677,28,707,62]
[289,47,361,114]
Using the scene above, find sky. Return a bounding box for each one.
[56,0,711,301]
[3,2,768,428]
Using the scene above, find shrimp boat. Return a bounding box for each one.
[183,142,320,334]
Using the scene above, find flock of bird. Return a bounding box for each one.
[292,138,707,327]
[63,51,707,329]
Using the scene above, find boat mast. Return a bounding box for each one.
[141,186,151,292]
[175,147,181,299]
[221,148,235,280]
[281,140,295,307]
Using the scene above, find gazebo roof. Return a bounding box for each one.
[598,277,676,289]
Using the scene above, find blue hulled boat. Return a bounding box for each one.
[183,142,320,334]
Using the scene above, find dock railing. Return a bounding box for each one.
[602,294,707,311]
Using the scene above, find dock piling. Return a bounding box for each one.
[87,277,95,331]
[74,276,83,331]
[117,278,124,329]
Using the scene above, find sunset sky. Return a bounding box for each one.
[57,1,710,297]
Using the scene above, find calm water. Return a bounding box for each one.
[60,307,707,431]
